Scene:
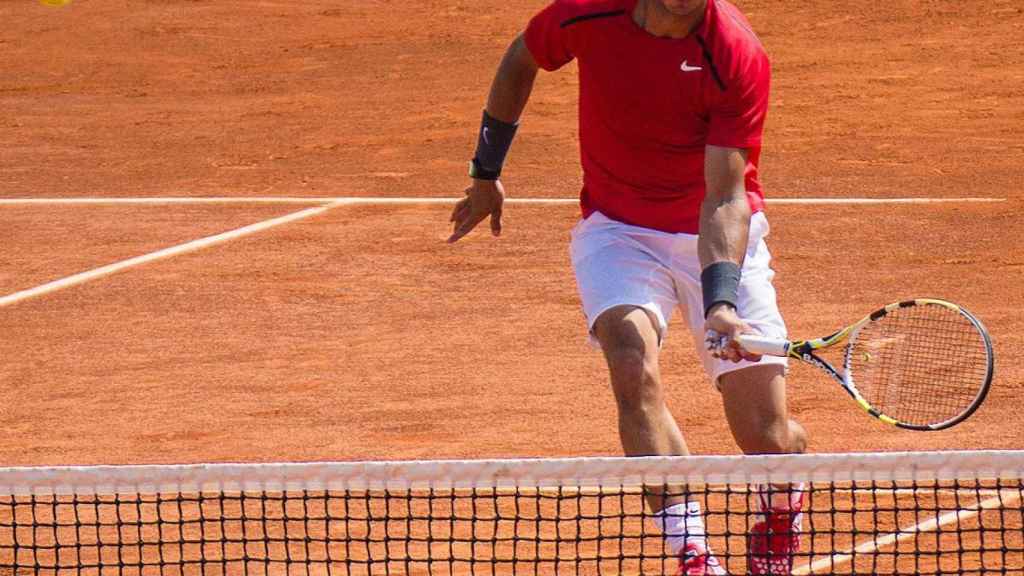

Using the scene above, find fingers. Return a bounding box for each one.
[705,329,728,357]
[447,183,503,243]
[706,335,744,362]
[705,329,764,363]
[447,210,489,243]
[490,202,503,237]
[447,192,476,242]
[703,305,761,363]
[705,332,745,362]
[450,202,471,228]
[733,340,763,362]
[449,197,470,223]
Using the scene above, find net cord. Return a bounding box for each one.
[0,451,1022,496]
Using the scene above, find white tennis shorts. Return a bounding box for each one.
[569,210,788,386]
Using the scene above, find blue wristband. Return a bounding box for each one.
[701,261,741,318]
[473,110,519,177]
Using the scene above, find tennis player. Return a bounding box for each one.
[449,0,806,573]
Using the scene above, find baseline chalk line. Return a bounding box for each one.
[0,202,341,308]
[0,195,1006,306]
[0,197,336,206]
[0,196,1007,206]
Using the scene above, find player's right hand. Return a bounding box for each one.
[448,179,505,243]
[704,304,763,363]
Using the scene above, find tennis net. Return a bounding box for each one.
[0,450,1021,575]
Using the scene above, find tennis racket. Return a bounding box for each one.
[736,298,994,431]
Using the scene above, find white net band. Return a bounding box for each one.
[0,450,1022,495]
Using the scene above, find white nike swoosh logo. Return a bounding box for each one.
[680,61,702,72]
[482,127,491,145]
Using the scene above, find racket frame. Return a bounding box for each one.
[742,299,994,431]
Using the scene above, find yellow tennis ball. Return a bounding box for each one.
[39,0,71,6]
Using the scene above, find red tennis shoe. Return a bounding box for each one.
[747,489,805,575]
[678,540,727,576]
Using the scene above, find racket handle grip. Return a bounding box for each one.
[735,334,791,357]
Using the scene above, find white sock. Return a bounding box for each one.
[653,501,706,555]
[756,483,806,512]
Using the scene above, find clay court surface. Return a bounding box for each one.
[1,0,1023,467]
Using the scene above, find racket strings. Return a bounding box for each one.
[846,304,990,426]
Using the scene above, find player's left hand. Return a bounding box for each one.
[704,304,763,363]
[448,179,505,243]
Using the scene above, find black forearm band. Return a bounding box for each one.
[701,261,742,318]
[473,110,519,177]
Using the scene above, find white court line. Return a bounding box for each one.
[767,197,1006,205]
[0,197,337,205]
[0,194,1005,306]
[792,490,1021,575]
[0,196,1008,206]
[0,202,341,308]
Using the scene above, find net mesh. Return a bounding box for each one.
[847,303,991,427]
[0,451,1021,575]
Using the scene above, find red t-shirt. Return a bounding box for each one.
[525,0,770,234]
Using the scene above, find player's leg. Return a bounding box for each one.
[592,307,724,575]
[710,213,805,575]
[593,304,690,498]
[678,215,803,451]
[718,364,806,456]
[676,213,806,453]
[571,212,724,575]
[572,213,687,510]
[718,365,806,576]
[675,213,804,574]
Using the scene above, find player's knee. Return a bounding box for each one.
[741,417,803,455]
[604,346,662,414]
[786,418,808,454]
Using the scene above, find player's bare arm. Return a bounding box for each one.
[448,34,540,244]
[699,144,760,363]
